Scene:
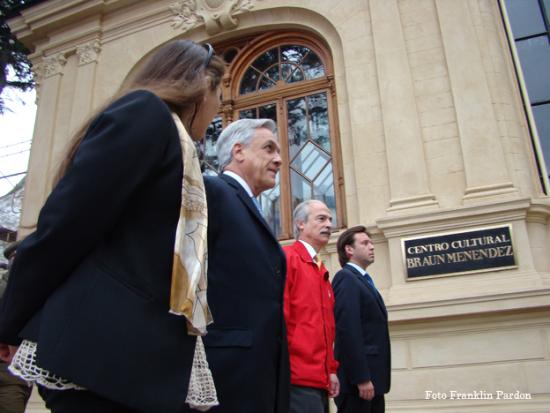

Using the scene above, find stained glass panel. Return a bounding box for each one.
[291,141,330,181]
[288,67,305,83]
[259,103,277,123]
[259,65,279,90]
[308,93,331,152]
[287,97,308,159]
[260,175,282,235]
[291,170,312,211]
[302,51,325,79]
[239,44,326,94]
[240,67,259,95]
[313,163,337,226]
[281,45,310,64]
[252,48,278,72]
[239,108,256,119]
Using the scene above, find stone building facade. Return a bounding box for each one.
[7,0,550,412]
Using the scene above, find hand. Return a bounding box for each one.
[328,373,340,398]
[0,343,18,363]
[357,380,375,401]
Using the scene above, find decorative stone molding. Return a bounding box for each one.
[41,53,68,78]
[76,40,102,66]
[170,0,258,35]
[221,103,234,122]
[30,59,44,103]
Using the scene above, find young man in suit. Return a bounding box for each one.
[332,226,391,413]
[283,200,339,413]
[203,118,290,413]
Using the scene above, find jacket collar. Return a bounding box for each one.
[345,263,364,278]
[292,241,329,279]
[219,173,275,239]
[345,264,387,318]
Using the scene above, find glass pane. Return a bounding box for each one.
[291,169,312,211]
[313,163,337,227]
[532,103,550,178]
[301,51,325,79]
[308,93,331,152]
[505,0,546,39]
[258,65,279,91]
[545,0,550,15]
[287,97,308,159]
[239,108,256,119]
[281,63,296,82]
[291,141,331,181]
[516,36,550,104]
[252,48,278,72]
[240,67,259,95]
[281,45,310,64]
[202,115,223,174]
[259,103,277,123]
[260,176,282,236]
[287,67,305,83]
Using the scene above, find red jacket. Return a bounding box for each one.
[283,241,339,390]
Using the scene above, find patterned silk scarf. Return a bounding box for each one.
[169,113,212,335]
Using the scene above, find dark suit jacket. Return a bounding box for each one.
[203,174,290,413]
[0,90,197,413]
[332,264,391,396]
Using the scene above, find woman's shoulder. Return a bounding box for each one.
[96,90,176,136]
[108,89,170,116]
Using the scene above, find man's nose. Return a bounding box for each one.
[273,152,282,166]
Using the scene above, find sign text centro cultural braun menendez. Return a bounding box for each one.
[402,225,516,279]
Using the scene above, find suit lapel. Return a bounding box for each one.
[220,174,278,242]
[345,264,387,319]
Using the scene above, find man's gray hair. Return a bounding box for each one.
[216,118,277,171]
[293,200,319,240]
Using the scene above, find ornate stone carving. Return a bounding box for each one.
[170,0,257,35]
[41,53,67,78]
[76,40,101,66]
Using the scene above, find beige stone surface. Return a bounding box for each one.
[4,1,548,412]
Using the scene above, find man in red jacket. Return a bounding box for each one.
[283,200,339,413]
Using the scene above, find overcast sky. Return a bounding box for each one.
[0,88,36,197]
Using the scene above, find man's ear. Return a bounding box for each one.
[344,244,354,259]
[232,142,245,162]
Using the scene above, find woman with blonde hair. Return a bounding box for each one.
[0,39,225,413]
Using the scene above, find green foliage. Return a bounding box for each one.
[0,0,37,114]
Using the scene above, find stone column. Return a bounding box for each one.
[435,0,517,202]
[70,39,101,132]
[370,0,438,212]
[19,53,67,235]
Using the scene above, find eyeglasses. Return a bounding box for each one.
[203,43,213,68]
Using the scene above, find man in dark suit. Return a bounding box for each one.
[332,226,391,413]
[203,118,290,413]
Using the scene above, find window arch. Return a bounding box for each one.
[203,31,345,239]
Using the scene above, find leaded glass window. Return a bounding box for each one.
[239,45,325,95]
[203,34,344,239]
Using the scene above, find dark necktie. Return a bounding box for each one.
[363,272,377,290]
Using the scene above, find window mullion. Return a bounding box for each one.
[278,97,293,239]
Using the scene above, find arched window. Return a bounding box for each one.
[203,32,345,239]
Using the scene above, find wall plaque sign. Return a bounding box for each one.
[402,225,516,280]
